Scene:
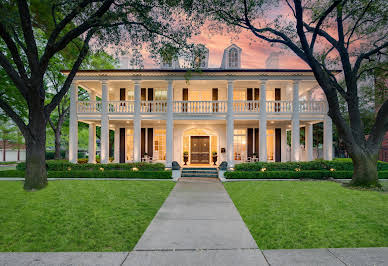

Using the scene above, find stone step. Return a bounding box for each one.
[181,173,218,178]
[182,170,218,174]
[182,168,218,171]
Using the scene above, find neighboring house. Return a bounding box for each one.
[62,44,335,167]
[0,140,26,162]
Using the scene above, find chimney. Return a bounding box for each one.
[265,52,281,69]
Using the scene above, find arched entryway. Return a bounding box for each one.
[182,128,218,165]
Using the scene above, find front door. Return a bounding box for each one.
[190,136,209,164]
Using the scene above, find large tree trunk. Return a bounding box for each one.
[349,150,379,187]
[24,107,48,190]
[54,129,61,160]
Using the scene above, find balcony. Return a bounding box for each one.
[77,100,327,114]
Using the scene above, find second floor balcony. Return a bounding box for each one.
[77,100,327,115]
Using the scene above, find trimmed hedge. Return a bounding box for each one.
[224,170,388,179]
[0,170,171,179]
[16,160,165,171]
[235,159,388,172]
[0,161,18,165]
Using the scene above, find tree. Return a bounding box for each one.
[46,51,118,160]
[0,0,200,190]
[199,0,388,187]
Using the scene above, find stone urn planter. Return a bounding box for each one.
[212,152,218,166]
[183,151,189,165]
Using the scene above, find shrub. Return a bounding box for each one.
[234,159,388,172]
[47,170,171,179]
[224,170,388,180]
[17,160,165,171]
[0,161,18,165]
[0,170,24,177]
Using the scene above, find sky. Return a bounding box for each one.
[142,27,309,69]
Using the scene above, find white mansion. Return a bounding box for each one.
[64,44,335,168]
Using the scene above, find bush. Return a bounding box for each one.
[17,160,165,171]
[0,161,18,165]
[224,170,388,180]
[234,159,388,172]
[0,170,24,177]
[0,170,171,179]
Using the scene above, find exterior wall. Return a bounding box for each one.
[0,149,26,161]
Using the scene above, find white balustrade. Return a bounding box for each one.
[299,101,326,113]
[173,101,227,113]
[77,101,101,113]
[141,101,167,113]
[108,101,134,113]
[77,100,326,114]
[233,100,260,112]
[266,101,293,113]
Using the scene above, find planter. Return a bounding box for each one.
[212,156,218,166]
[183,155,189,165]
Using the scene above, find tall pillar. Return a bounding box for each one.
[259,80,267,161]
[226,80,234,167]
[323,116,333,160]
[69,82,78,163]
[306,123,313,161]
[88,123,96,163]
[291,80,300,161]
[133,80,141,162]
[281,127,287,162]
[166,80,174,168]
[114,126,120,163]
[100,80,110,164]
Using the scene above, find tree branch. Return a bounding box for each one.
[353,42,388,76]
[0,94,28,137]
[367,98,388,153]
[0,52,28,98]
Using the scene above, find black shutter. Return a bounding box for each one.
[119,128,126,163]
[182,88,188,112]
[120,88,126,101]
[255,128,259,155]
[141,88,146,101]
[247,88,253,101]
[141,128,146,158]
[212,88,218,112]
[247,128,253,157]
[254,88,260,100]
[275,128,281,162]
[147,128,153,158]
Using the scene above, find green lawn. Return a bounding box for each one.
[0,181,174,251]
[225,181,388,249]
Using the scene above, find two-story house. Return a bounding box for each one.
[63,44,335,168]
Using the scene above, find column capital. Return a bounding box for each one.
[101,80,109,85]
[133,79,141,85]
[227,79,234,85]
[260,80,267,86]
[292,80,300,86]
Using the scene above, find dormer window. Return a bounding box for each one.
[229,48,238,68]
[193,45,209,69]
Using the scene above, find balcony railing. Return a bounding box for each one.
[173,101,227,113]
[77,100,327,114]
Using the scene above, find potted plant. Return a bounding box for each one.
[183,151,189,165]
[212,151,218,165]
[252,152,257,159]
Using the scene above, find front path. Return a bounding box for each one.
[124,178,268,265]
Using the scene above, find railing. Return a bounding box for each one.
[77,100,326,114]
[141,101,167,113]
[77,101,101,113]
[108,101,134,113]
[233,100,260,112]
[173,101,227,113]
[299,101,326,113]
[266,101,293,113]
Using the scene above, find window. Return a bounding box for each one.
[126,129,133,161]
[154,129,166,160]
[127,89,134,100]
[229,48,238,68]
[234,129,247,160]
[267,129,274,161]
[154,88,167,100]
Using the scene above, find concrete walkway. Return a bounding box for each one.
[1,178,388,265]
[124,178,268,265]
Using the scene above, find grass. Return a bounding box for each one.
[0,165,16,171]
[224,181,388,249]
[0,180,174,251]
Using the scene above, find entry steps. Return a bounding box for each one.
[181,167,218,178]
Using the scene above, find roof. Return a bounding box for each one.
[61,68,341,74]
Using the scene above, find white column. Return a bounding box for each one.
[166,80,174,168]
[306,123,313,161]
[100,80,110,164]
[226,80,234,167]
[259,80,267,161]
[281,127,287,162]
[323,116,333,160]
[69,82,78,163]
[133,80,141,162]
[291,80,300,161]
[114,127,120,163]
[88,123,96,163]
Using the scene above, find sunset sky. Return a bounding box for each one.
[142,27,309,69]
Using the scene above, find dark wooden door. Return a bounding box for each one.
[275,128,281,162]
[119,128,126,163]
[182,88,188,112]
[190,136,209,164]
[212,88,218,112]
[275,88,281,112]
